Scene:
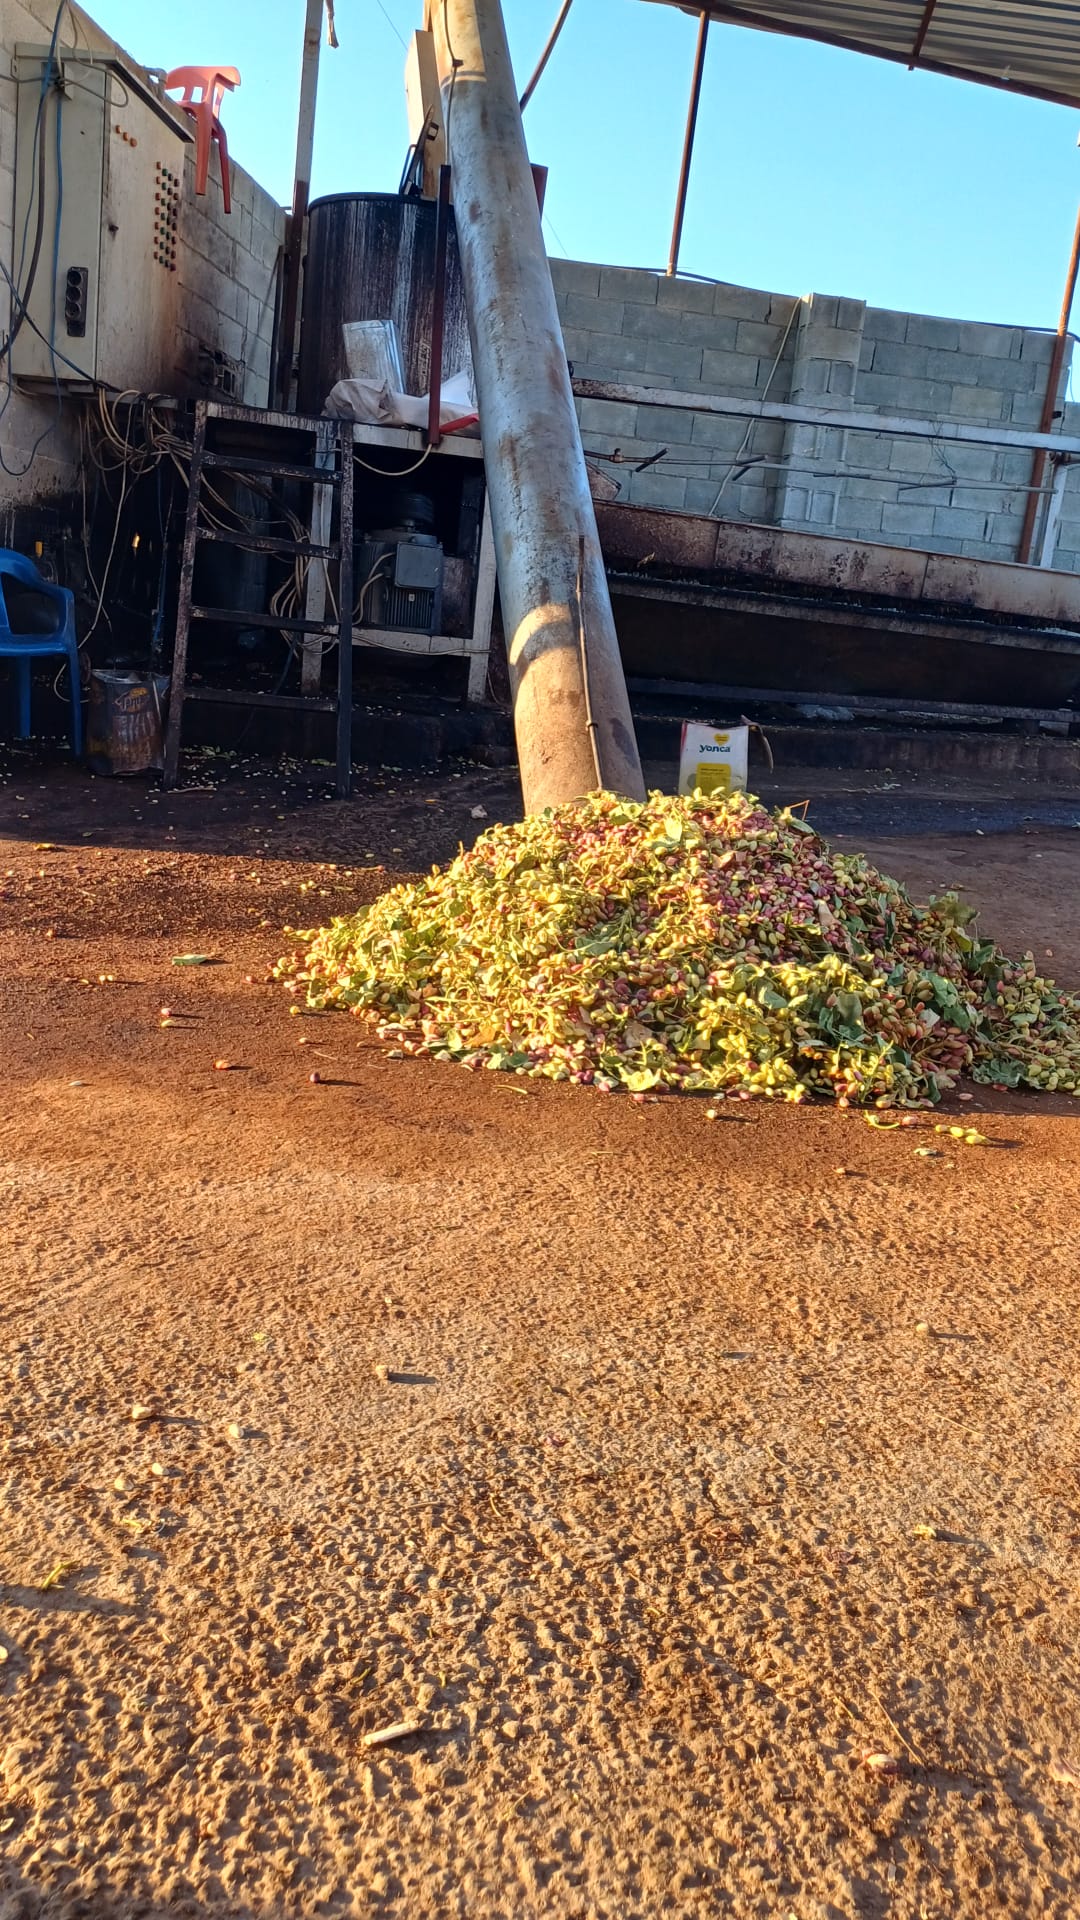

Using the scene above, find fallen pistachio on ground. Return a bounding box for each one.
[361,1719,426,1749]
[278,790,1080,1108]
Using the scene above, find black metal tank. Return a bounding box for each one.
[298,192,473,412]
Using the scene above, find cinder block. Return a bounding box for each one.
[998,449,1037,484]
[599,265,659,305]
[656,274,717,313]
[564,292,626,334]
[579,398,639,435]
[777,483,811,524]
[864,373,955,414]
[792,358,831,397]
[886,439,935,472]
[827,361,857,399]
[957,321,1021,360]
[183,211,237,279]
[925,443,998,480]
[728,485,772,523]
[677,310,740,351]
[923,347,1002,386]
[1018,329,1058,361]
[643,339,705,383]
[689,409,756,450]
[559,327,593,367]
[1006,390,1051,426]
[987,356,1041,394]
[858,339,876,373]
[628,469,688,510]
[683,477,726,513]
[843,428,889,462]
[621,302,688,342]
[583,332,650,373]
[630,404,698,440]
[904,315,962,351]
[863,308,908,344]
[712,282,774,323]
[736,319,786,357]
[932,506,988,540]
[550,260,603,299]
[881,502,936,536]
[833,497,884,533]
[805,294,838,328]
[701,346,761,387]
[834,297,866,334]
[945,484,1009,513]
[866,340,930,381]
[948,385,1008,421]
[796,326,862,369]
[842,477,897,503]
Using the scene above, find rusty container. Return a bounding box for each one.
[297,193,473,411]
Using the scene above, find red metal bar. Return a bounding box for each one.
[427,163,452,449]
[1017,199,1080,564]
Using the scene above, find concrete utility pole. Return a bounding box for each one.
[429,0,645,813]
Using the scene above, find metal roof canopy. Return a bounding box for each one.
[642,1,1080,111]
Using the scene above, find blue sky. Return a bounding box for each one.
[89,0,1080,330]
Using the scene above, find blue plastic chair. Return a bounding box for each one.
[0,550,83,757]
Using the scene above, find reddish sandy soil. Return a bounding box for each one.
[2,749,1080,1920]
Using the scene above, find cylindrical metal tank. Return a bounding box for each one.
[298,193,473,412]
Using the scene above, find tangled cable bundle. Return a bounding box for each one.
[279,790,1080,1105]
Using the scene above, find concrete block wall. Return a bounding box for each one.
[1,0,285,523]
[552,260,1076,570]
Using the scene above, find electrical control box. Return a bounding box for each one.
[11,46,191,391]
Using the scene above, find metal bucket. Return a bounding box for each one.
[86,669,170,776]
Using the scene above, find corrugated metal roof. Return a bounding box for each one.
[641,2,1080,109]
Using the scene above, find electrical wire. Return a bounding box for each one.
[352,443,434,477]
[707,296,801,516]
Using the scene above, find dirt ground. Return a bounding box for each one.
[2,743,1080,1920]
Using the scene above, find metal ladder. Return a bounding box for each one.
[163,399,354,795]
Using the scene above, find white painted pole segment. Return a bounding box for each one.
[430,0,645,813]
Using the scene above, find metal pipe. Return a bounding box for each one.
[276,0,324,410]
[667,10,709,278]
[1017,198,1080,563]
[518,0,574,112]
[427,164,452,448]
[430,0,644,812]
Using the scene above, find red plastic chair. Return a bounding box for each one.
[164,66,240,213]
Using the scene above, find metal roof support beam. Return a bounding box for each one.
[908,0,939,69]
[572,377,1080,457]
[667,10,710,278]
[670,4,1080,113]
[1017,199,1080,563]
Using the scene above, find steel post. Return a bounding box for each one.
[667,10,709,279]
[430,0,645,813]
[276,0,324,410]
[1017,195,1080,564]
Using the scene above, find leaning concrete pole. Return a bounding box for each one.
[430,0,646,813]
